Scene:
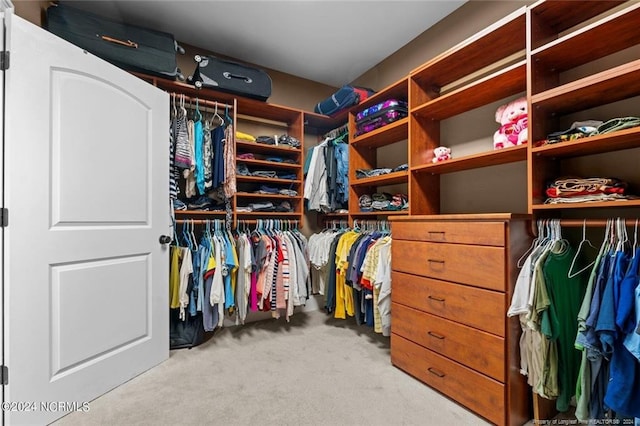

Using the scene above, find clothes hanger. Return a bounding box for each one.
[568,219,598,278]
[633,219,638,258]
[194,97,203,122]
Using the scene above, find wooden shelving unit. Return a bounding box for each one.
[408,7,528,216]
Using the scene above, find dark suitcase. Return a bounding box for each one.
[355,99,408,136]
[46,4,184,80]
[188,55,272,101]
[314,85,375,116]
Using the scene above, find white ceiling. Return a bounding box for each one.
[61,0,466,87]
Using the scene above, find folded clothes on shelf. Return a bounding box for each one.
[186,196,224,211]
[546,177,628,199]
[173,199,187,211]
[237,152,255,160]
[278,188,298,196]
[537,116,640,147]
[355,168,392,179]
[277,172,297,180]
[278,134,301,148]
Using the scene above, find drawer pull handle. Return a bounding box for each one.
[428,295,445,302]
[428,367,445,378]
[428,331,445,340]
[427,231,446,240]
[427,259,445,265]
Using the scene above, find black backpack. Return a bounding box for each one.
[169,308,206,350]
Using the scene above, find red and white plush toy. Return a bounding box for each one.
[493,96,528,150]
[432,146,452,163]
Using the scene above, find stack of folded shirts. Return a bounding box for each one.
[545,177,633,204]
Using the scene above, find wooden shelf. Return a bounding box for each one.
[351,171,409,187]
[530,3,640,74]
[235,211,301,216]
[532,127,640,158]
[350,210,409,216]
[320,212,349,217]
[174,210,226,216]
[532,199,640,210]
[410,8,526,89]
[303,111,346,134]
[236,140,301,156]
[353,78,408,111]
[236,192,302,199]
[412,61,526,120]
[236,176,301,185]
[531,59,640,116]
[351,118,409,148]
[528,1,626,49]
[236,158,300,170]
[412,145,527,175]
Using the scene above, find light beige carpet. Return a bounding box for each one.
[54,308,490,426]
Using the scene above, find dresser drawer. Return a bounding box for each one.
[391,333,505,425]
[392,221,505,246]
[391,271,505,336]
[392,240,505,291]
[392,302,505,382]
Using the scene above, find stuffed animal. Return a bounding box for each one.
[494,96,528,150]
[432,146,452,163]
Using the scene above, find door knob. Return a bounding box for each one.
[159,235,172,245]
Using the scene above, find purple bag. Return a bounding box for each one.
[355,99,408,136]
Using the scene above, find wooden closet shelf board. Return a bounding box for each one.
[532,199,640,210]
[532,126,640,158]
[531,59,640,115]
[235,211,302,216]
[303,111,345,132]
[236,140,301,155]
[236,176,301,184]
[530,3,640,74]
[351,118,408,148]
[528,0,626,49]
[411,145,527,175]
[235,192,303,200]
[237,158,301,170]
[412,61,526,120]
[410,8,526,88]
[350,170,409,187]
[151,77,301,123]
[174,210,226,216]
[350,211,409,217]
[352,77,408,112]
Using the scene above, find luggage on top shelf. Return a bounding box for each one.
[46,3,185,80]
[355,99,408,136]
[188,55,272,101]
[314,85,376,116]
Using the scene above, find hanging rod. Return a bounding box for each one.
[171,92,235,110]
[541,218,640,227]
[175,219,227,225]
[322,122,349,140]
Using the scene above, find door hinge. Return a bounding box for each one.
[1,365,7,385]
[1,208,7,227]
[0,51,9,70]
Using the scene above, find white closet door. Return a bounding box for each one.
[2,12,169,426]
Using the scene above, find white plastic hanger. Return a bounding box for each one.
[568,220,597,278]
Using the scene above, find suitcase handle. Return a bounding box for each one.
[100,35,139,49]
[223,72,252,84]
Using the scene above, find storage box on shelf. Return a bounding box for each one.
[528,0,640,215]
[408,7,528,215]
[348,78,409,223]
[389,214,532,426]
[139,74,306,228]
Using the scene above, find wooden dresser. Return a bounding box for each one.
[389,214,532,426]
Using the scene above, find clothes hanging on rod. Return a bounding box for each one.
[308,220,392,336]
[170,219,311,332]
[509,218,640,422]
[304,132,349,213]
[171,93,236,213]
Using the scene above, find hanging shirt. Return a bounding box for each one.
[194,118,205,194]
